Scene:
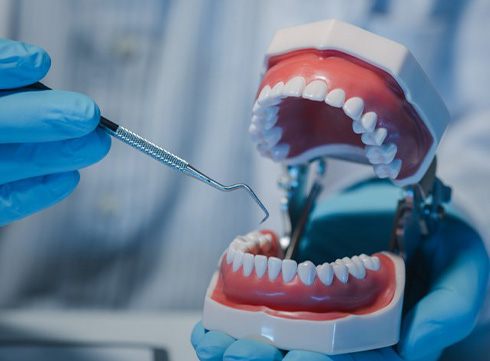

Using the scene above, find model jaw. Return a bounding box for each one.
[252,49,433,184]
[203,230,405,354]
[250,19,449,186]
[203,19,449,354]
[212,230,399,320]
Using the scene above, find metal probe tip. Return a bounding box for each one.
[234,183,269,224]
[183,166,269,223]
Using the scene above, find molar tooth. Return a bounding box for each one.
[371,256,381,271]
[343,97,364,120]
[226,248,235,264]
[352,120,364,134]
[361,128,387,146]
[248,123,261,142]
[256,142,272,158]
[281,259,298,283]
[332,262,349,283]
[232,251,244,272]
[297,261,316,286]
[254,108,279,130]
[365,143,397,164]
[233,242,249,252]
[325,88,345,108]
[359,254,375,270]
[242,253,254,277]
[254,255,267,278]
[316,263,334,286]
[270,82,285,99]
[257,85,272,105]
[360,112,377,133]
[302,80,328,101]
[284,76,306,97]
[374,159,402,179]
[262,127,282,148]
[345,257,366,279]
[270,144,290,161]
[253,102,279,117]
[252,101,261,114]
[352,256,367,278]
[259,233,272,247]
[268,257,282,281]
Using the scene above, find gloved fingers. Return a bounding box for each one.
[283,350,334,361]
[223,339,283,361]
[0,171,79,226]
[0,129,111,184]
[0,38,50,89]
[282,347,436,361]
[195,330,235,361]
[0,89,100,143]
[191,322,207,350]
[399,220,489,360]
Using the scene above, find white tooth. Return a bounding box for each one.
[332,262,349,283]
[374,159,402,179]
[360,112,377,133]
[253,109,279,130]
[365,143,397,164]
[270,82,285,99]
[325,88,345,108]
[259,233,272,247]
[352,120,365,134]
[268,257,282,281]
[271,144,290,161]
[233,242,248,252]
[254,255,267,278]
[249,123,261,142]
[252,101,261,114]
[371,256,381,271]
[352,256,367,278]
[257,85,272,105]
[297,261,316,286]
[226,248,235,264]
[345,258,366,279]
[359,254,375,270]
[232,251,244,272]
[253,103,279,117]
[256,142,271,157]
[302,80,328,101]
[262,127,282,148]
[242,253,254,277]
[281,259,298,283]
[343,97,364,120]
[284,76,306,97]
[316,263,334,286]
[361,128,387,146]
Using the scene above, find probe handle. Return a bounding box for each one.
[31,82,189,172]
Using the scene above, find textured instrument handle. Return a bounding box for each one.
[109,126,189,171]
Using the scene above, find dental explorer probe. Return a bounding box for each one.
[31,82,269,223]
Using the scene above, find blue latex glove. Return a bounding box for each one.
[191,180,489,361]
[0,38,110,226]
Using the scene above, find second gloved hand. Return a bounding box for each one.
[191,181,489,361]
[0,38,111,226]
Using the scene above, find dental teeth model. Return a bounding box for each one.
[202,19,451,355]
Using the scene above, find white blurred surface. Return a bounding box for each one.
[0,311,200,360]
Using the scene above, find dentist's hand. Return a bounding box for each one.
[191,180,489,361]
[0,38,110,226]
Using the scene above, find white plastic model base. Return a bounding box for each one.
[202,231,405,355]
[249,19,450,186]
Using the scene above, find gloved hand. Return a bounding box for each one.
[191,180,489,361]
[0,38,110,226]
